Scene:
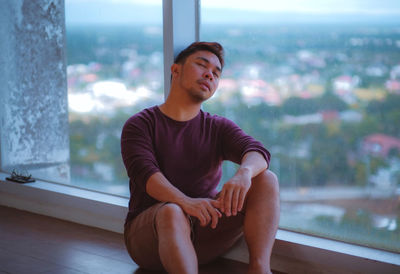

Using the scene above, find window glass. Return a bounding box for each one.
[201,0,400,252]
[65,0,163,196]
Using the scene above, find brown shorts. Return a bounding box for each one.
[124,202,244,270]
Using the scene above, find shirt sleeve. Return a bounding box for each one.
[218,117,271,167]
[121,112,160,191]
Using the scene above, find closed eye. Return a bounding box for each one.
[195,57,221,79]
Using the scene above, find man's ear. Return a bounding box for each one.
[171,63,180,78]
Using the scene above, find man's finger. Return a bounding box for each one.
[210,198,221,212]
[216,208,222,218]
[201,208,211,226]
[224,188,233,216]
[210,200,223,216]
[218,191,226,213]
[208,205,219,229]
[232,189,240,216]
[238,189,246,212]
[196,210,207,226]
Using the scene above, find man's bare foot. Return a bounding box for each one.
[247,265,273,274]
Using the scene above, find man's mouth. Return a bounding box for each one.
[198,80,210,91]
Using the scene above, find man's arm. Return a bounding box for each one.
[146,172,222,228]
[219,151,268,216]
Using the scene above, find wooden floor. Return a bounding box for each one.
[0,205,253,274]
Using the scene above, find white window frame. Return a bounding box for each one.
[0,0,399,273]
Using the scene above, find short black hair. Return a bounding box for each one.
[174,42,224,70]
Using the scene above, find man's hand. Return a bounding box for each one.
[219,167,252,217]
[180,197,222,229]
[146,172,223,228]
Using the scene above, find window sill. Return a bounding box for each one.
[0,172,399,273]
[224,230,400,273]
[0,172,128,233]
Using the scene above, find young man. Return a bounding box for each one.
[121,42,280,274]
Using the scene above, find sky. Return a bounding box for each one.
[203,0,400,14]
[65,0,400,25]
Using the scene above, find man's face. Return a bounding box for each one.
[174,50,222,103]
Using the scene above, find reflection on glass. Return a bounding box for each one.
[65,0,163,196]
[201,0,400,252]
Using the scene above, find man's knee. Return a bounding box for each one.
[253,170,280,194]
[155,203,191,233]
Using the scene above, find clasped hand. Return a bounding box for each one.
[218,168,251,217]
[180,197,222,229]
[181,169,251,229]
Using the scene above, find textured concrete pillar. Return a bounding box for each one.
[0,0,70,183]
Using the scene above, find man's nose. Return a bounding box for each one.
[204,70,213,81]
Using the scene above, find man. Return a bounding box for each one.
[121,42,279,274]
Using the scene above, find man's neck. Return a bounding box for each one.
[159,100,201,122]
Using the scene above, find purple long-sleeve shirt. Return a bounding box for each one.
[121,106,270,223]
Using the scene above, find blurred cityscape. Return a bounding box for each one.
[66,23,400,252]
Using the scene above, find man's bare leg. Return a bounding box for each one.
[156,203,198,274]
[244,170,280,274]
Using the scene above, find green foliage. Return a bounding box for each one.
[310,207,400,253]
[366,94,400,136]
[281,97,319,115]
[69,110,131,183]
[341,209,373,227]
[280,93,348,116]
[66,25,162,66]
[314,215,336,225]
[353,162,367,186]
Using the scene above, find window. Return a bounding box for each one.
[65,0,163,196]
[201,0,400,252]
